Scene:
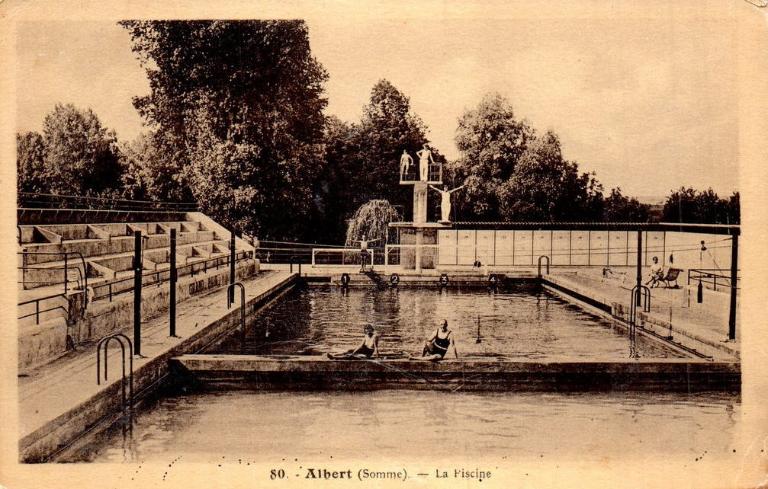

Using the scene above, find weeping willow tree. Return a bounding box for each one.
[345,199,400,246]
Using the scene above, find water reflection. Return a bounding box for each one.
[67,390,739,464]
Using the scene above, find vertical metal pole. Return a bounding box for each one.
[635,230,643,307]
[728,234,738,340]
[64,253,68,294]
[229,231,236,303]
[133,230,142,356]
[170,229,177,337]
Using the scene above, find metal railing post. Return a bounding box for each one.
[728,234,738,340]
[133,230,143,356]
[635,230,643,308]
[170,228,177,337]
[229,231,236,303]
[63,253,68,294]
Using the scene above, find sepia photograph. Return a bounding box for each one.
[1,1,767,488]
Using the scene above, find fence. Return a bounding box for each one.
[18,192,198,212]
[90,250,252,302]
[688,268,739,291]
[311,248,378,267]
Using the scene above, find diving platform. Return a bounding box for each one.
[170,354,739,392]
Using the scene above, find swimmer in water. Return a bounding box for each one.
[410,320,458,361]
[327,324,380,359]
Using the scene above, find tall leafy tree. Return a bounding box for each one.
[17,131,47,193]
[450,93,533,220]
[662,187,739,224]
[121,20,328,239]
[498,131,603,221]
[40,103,122,195]
[602,187,651,222]
[354,79,438,212]
[317,80,440,240]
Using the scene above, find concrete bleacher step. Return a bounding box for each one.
[19,232,237,289]
[20,223,219,265]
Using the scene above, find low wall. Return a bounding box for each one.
[18,259,260,372]
[172,355,740,393]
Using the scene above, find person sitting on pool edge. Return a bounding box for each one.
[327,324,380,359]
[411,320,458,361]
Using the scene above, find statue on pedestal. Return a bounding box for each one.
[400,150,413,180]
[429,184,466,223]
[416,144,434,181]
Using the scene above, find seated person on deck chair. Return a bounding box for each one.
[328,324,380,359]
[645,256,664,288]
[411,320,459,361]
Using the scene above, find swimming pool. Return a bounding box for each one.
[213,284,685,360]
[65,389,739,463]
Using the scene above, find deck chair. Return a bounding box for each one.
[659,267,681,288]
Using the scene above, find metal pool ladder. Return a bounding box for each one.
[96,333,134,412]
[629,285,651,327]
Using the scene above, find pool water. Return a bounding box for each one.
[66,389,739,463]
[214,284,685,359]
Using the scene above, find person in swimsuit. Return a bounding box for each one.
[411,320,458,361]
[328,324,380,359]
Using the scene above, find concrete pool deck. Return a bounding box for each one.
[17,269,298,462]
[541,271,739,360]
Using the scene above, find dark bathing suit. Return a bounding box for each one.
[357,344,375,358]
[427,329,451,357]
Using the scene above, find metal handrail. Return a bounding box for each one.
[629,285,651,327]
[96,333,134,411]
[91,250,251,302]
[18,251,88,302]
[687,268,739,291]
[537,255,550,277]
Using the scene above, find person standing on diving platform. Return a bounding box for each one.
[411,320,458,361]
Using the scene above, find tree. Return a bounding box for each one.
[317,80,440,241]
[119,131,193,202]
[450,93,533,220]
[354,80,437,213]
[40,103,123,195]
[17,131,47,193]
[662,187,738,224]
[498,131,603,221]
[121,20,328,239]
[345,199,400,246]
[602,187,651,222]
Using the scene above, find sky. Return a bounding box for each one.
[14,5,746,199]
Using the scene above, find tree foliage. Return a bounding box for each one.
[345,199,400,247]
[662,187,739,224]
[17,131,47,193]
[450,93,533,220]
[601,187,651,222]
[315,80,441,241]
[451,94,602,221]
[41,104,123,195]
[121,20,328,239]
[17,104,123,196]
